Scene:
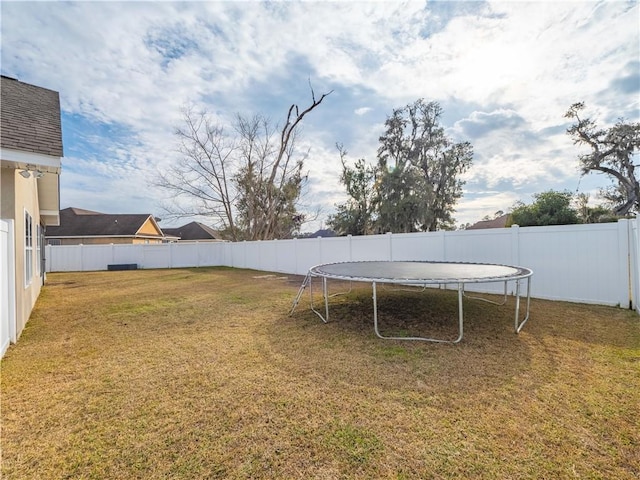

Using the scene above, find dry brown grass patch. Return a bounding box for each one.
[1,267,639,479]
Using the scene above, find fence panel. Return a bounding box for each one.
[170,243,198,268]
[45,221,638,308]
[198,242,225,267]
[1,219,14,358]
[319,236,352,265]
[257,241,278,273]
[351,234,391,261]
[47,245,84,271]
[294,238,322,274]
[390,232,436,261]
[109,244,141,267]
[275,239,298,274]
[443,229,515,264]
[629,219,640,312]
[518,223,624,305]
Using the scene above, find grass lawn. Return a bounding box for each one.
[1,267,639,479]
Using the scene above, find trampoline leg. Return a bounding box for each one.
[289,273,310,316]
[454,284,464,343]
[308,273,328,323]
[462,280,508,306]
[514,277,532,333]
[372,281,464,343]
[323,277,329,322]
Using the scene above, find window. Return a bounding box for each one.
[24,211,33,286]
[48,239,61,246]
[37,223,45,277]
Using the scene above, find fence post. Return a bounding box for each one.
[45,244,50,272]
[348,235,353,261]
[510,224,520,266]
[387,232,393,260]
[274,239,278,272]
[617,219,631,309]
[138,244,145,269]
[635,217,640,312]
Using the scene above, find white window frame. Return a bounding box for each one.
[24,210,33,286]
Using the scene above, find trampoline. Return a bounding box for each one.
[290,261,533,343]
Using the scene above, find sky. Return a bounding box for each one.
[2,0,639,232]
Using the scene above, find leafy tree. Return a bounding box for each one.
[156,87,331,241]
[375,99,473,232]
[565,102,640,215]
[482,210,504,221]
[326,144,377,236]
[574,192,617,224]
[510,190,580,227]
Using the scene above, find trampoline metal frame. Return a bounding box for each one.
[290,261,533,344]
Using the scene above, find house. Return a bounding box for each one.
[1,75,63,357]
[297,228,337,238]
[466,214,511,230]
[161,221,222,242]
[45,207,172,245]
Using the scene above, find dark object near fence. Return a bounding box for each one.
[107,264,138,271]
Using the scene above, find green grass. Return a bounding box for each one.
[1,267,639,479]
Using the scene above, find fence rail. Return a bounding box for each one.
[46,219,640,310]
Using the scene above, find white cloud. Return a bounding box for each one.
[354,107,372,116]
[1,1,637,232]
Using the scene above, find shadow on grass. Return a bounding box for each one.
[274,285,536,396]
[281,280,639,399]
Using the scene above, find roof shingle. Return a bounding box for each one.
[162,222,221,240]
[46,208,162,237]
[1,75,63,157]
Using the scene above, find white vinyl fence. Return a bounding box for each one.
[46,219,640,310]
[1,219,16,358]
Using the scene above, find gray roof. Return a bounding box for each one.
[162,221,221,240]
[46,208,162,238]
[1,75,63,157]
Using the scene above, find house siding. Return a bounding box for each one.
[138,217,162,236]
[3,169,43,338]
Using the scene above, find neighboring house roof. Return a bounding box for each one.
[1,75,63,158]
[46,207,164,239]
[297,228,337,238]
[467,214,511,230]
[162,221,221,241]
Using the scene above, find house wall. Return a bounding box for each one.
[138,218,161,236]
[1,167,15,218]
[1,169,43,340]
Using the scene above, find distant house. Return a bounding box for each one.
[1,75,63,356]
[162,221,222,242]
[466,214,511,230]
[297,228,337,238]
[45,207,171,245]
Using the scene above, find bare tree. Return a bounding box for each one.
[565,102,640,216]
[157,86,332,241]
